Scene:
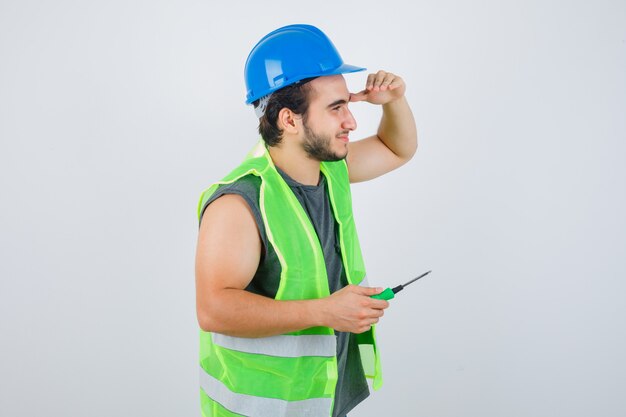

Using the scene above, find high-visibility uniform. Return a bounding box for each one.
[197,142,382,417]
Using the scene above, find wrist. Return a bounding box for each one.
[306,298,329,328]
[382,95,407,110]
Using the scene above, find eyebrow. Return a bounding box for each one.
[326,98,349,109]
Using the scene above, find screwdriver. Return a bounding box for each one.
[371,270,432,300]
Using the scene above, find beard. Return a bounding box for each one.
[301,122,348,162]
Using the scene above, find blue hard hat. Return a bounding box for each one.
[244,24,365,104]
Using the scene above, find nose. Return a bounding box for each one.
[342,108,357,131]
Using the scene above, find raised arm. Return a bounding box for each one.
[195,194,389,337]
[346,70,418,183]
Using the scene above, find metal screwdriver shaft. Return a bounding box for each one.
[371,270,432,300]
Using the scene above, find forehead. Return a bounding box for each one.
[308,75,349,103]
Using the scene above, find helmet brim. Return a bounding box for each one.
[245,64,366,105]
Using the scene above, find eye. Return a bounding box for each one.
[332,105,341,111]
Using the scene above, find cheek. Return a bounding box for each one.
[308,114,334,130]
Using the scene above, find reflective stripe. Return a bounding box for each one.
[212,333,336,358]
[200,366,333,417]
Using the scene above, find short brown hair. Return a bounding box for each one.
[253,78,317,146]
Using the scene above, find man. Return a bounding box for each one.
[195,24,417,417]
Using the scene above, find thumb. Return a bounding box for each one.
[354,286,385,296]
[349,90,368,102]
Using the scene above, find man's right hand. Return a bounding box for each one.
[320,285,390,334]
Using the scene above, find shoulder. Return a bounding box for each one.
[220,174,262,193]
[199,174,268,256]
[214,174,262,201]
[200,193,256,230]
[198,192,261,260]
[200,174,262,223]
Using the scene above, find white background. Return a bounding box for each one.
[1,1,625,416]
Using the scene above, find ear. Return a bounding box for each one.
[277,108,301,134]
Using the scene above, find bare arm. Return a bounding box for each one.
[195,194,389,338]
[347,70,418,183]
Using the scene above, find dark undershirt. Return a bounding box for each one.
[201,169,369,417]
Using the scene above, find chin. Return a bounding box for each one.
[332,150,349,162]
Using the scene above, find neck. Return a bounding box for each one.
[268,142,321,186]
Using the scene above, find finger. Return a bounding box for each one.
[369,298,390,310]
[387,75,403,90]
[366,73,375,91]
[355,325,371,334]
[365,308,385,319]
[360,320,379,333]
[380,73,395,91]
[350,90,368,102]
[354,286,385,296]
[373,70,387,90]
